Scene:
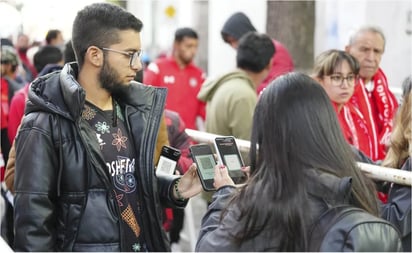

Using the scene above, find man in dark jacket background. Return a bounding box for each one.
[13,3,201,251]
[221,12,294,95]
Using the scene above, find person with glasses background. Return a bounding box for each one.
[196,72,402,251]
[312,49,375,162]
[12,3,202,251]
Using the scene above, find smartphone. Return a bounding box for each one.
[156,146,181,176]
[214,136,246,184]
[189,144,217,191]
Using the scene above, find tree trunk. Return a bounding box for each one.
[267,1,315,72]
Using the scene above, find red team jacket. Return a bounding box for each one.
[144,57,206,130]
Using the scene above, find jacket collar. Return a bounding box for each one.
[305,168,353,207]
[28,62,166,122]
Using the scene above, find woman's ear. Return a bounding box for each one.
[311,74,323,84]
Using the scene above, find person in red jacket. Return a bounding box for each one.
[1,45,24,169]
[312,49,374,160]
[144,28,206,130]
[221,12,294,95]
[162,109,194,251]
[345,26,398,161]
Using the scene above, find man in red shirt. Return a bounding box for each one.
[345,26,398,161]
[144,28,206,130]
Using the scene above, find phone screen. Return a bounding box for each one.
[214,136,246,184]
[223,154,243,171]
[194,154,215,180]
[156,146,181,176]
[189,144,216,191]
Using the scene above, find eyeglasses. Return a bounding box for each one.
[100,47,142,68]
[328,74,356,86]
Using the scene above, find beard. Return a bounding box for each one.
[99,58,129,98]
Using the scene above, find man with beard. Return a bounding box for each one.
[144,28,206,130]
[12,3,202,252]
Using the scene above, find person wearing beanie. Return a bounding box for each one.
[221,12,294,95]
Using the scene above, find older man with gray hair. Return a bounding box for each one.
[345,25,398,162]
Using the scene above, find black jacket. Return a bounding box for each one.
[196,169,402,251]
[13,63,185,251]
[381,157,412,252]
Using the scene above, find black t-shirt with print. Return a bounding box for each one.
[82,101,147,252]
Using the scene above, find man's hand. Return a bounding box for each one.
[175,163,203,199]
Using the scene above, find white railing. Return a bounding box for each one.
[185,129,412,186]
[390,86,403,102]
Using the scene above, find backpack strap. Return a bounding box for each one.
[308,205,346,251]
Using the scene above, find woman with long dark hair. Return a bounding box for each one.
[196,72,399,251]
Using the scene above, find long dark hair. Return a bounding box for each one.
[230,72,379,250]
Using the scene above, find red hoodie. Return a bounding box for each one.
[257,39,294,94]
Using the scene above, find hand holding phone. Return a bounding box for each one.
[189,144,217,191]
[214,136,246,184]
[156,146,181,176]
[213,164,236,189]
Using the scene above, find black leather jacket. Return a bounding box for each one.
[13,63,185,251]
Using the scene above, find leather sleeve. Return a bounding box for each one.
[156,174,187,208]
[13,114,59,251]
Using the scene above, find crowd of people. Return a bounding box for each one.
[0,2,410,252]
